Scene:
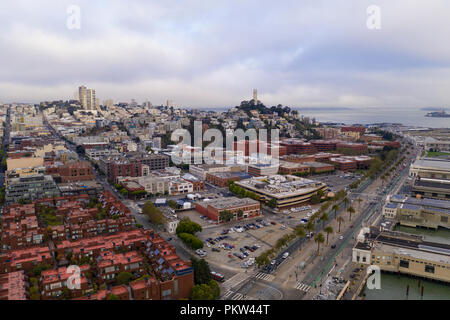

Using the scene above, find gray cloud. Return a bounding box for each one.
[0,0,450,109]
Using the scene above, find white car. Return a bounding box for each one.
[339,236,344,240]
[282,252,289,259]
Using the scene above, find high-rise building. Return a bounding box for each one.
[253,89,258,105]
[103,99,114,109]
[78,85,99,110]
[79,85,87,109]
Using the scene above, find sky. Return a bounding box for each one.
[1,0,450,110]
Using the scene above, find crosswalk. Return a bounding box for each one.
[296,283,312,292]
[222,290,234,299]
[254,272,275,282]
[232,293,244,300]
[221,272,254,292]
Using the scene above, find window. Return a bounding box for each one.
[400,260,409,268]
[425,265,435,274]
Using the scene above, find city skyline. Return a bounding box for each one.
[2,1,450,110]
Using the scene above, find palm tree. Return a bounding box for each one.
[348,206,355,222]
[337,216,344,233]
[314,232,325,255]
[357,197,362,211]
[295,225,306,251]
[332,204,339,216]
[320,212,328,228]
[306,221,315,234]
[343,197,350,209]
[324,226,333,245]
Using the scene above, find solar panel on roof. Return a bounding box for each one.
[168,267,174,274]
[154,249,159,255]
[158,258,164,265]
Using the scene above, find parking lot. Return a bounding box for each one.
[176,209,215,227]
[317,172,362,193]
[271,204,322,229]
[196,218,293,269]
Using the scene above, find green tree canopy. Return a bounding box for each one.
[176,218,202,235]
[116,272,133,285]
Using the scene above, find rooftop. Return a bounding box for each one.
[198,196,259,210]
[374,242,450,265]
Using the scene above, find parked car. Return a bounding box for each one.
[331,244,336,249]
[212,247,220,252]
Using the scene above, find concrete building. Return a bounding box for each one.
[5,174,61,205]
[79,85,99,111]
[247,163,279,176]
[423,137,450,152]
[383,195,450,229]
[235,175,327,209]
[195,196,261,223]
[189,163,241,180]
[409,158,450,200]
[353,228,450,283]
[206,171,253,187]
[409,158,450,179]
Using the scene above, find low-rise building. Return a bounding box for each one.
[234,175,327,209]
[205,171,253,187]
[5,174,61,205]
[384,195,450,229]
[247,163,279,176]
[195,196,261,223]
[0,271,29,300]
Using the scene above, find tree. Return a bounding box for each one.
[314,232,325,255]
[267,199,277,208]
[219,210,234,223]
[337,216,345,233]
[320,212,328,228]
[306,221,315,233]
[208,280,220,299]
[295,225,306,251]
[357,197,363,211]
[116,272,133,285]
[176,218,202,235]
[190,284,215,300]
[332,204,339,216]
[255,254,270,267]
[178,233,204,249]
[142,201,166,225]
[324,226,333,245]
[237,209,244,218]
[343,197,350,209]
[190,257,212,285]
[348,206,356,222]
[107,294,120,300]
[168,199,178,209]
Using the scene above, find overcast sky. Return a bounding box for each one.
[1,0,450,109]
